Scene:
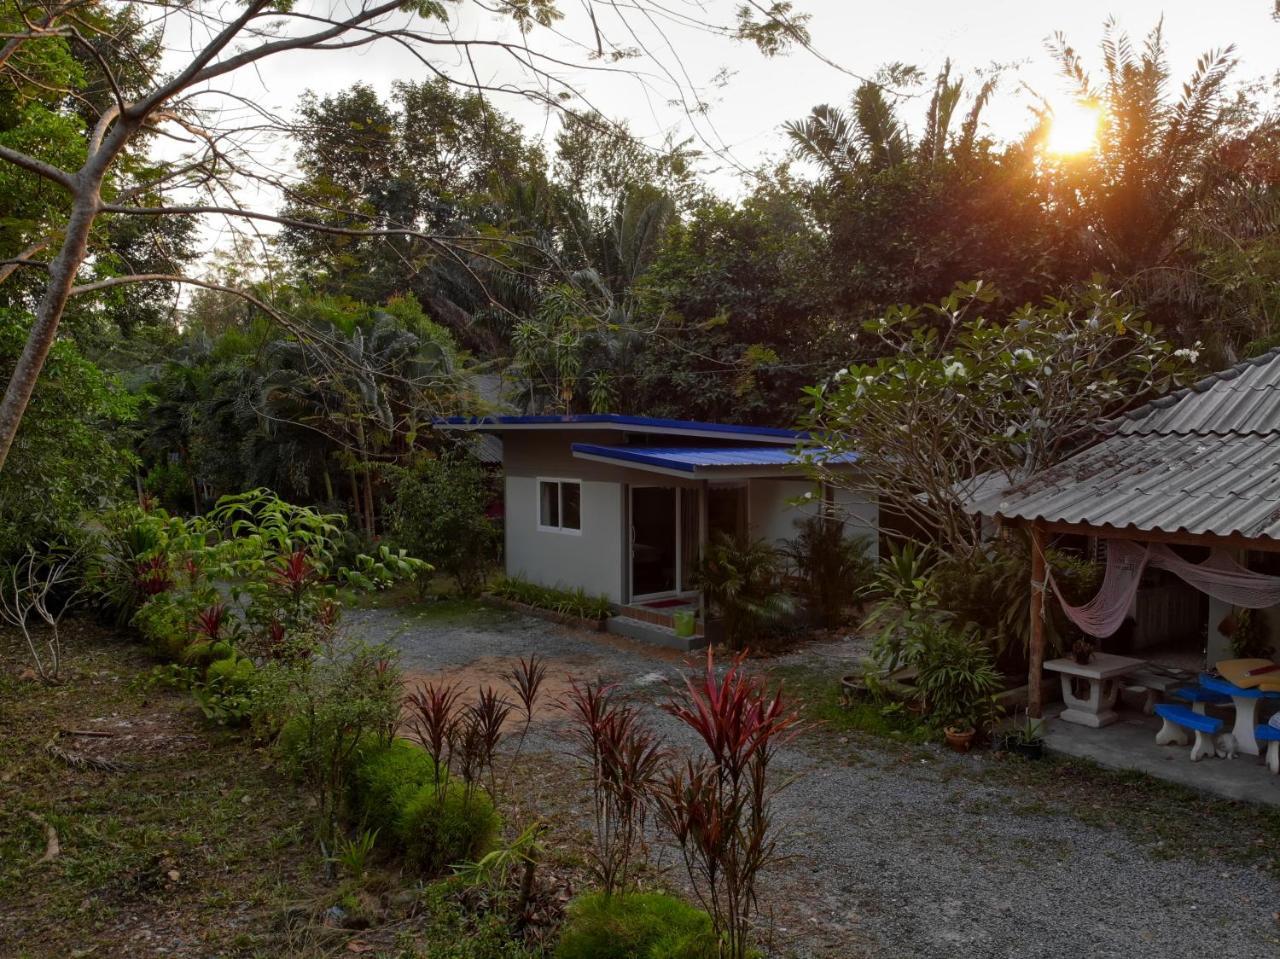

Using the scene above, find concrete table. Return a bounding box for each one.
[1044,653,1145,727]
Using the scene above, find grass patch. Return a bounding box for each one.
[975,753,1280,871]
[770,663,932,746]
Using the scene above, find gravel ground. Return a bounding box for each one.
[350,602,1280,959]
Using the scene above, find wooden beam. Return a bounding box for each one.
[1028,522,1047,719]
[998,517,1280,554]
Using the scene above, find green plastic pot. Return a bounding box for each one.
[673,610,696,638]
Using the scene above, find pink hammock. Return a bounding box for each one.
[1047,540,1280,639]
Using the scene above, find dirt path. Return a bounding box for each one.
[354,601,1280,959]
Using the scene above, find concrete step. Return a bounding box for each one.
[606,615,709,652]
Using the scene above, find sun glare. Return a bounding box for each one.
[1045,100,1102,156]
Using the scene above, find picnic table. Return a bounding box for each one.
[1199,660,1280,756]
[1044,652,1145,727]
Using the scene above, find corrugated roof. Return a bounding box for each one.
[435,414,805,444]
[570,444,857,475]
[1115,346,1280,436]
[995,348,1280,542]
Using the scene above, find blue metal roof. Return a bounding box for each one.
[435,414,805,442]
[571,444,857,474]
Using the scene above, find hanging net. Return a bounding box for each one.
[1048,540,1280,639]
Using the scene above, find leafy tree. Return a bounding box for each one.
[802,282,1195,558]
[0,308,137,560]
[388,452,500,597]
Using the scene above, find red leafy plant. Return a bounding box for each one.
[194,601,228,641]
[655,648,802,959]
[561,679,669,898]
[134,556,173,597]
[271,549,316,601]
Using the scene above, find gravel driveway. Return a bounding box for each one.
[351,602,1280,959]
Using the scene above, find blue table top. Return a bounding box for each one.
[1200,672,1280,699]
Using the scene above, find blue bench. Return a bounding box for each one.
[1169,686,1231,713]
[1256,724,1280,774]
[1154,703,1223,761]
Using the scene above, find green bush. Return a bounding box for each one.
[780,515,874,627]
[399,781,501,874]
[490,575,612,621]
[133,596,191,661]
[349,738,438,833]
[389,452,500,597]
[206,654,255,690]
[341,736,500,874]
[555,892,716,959]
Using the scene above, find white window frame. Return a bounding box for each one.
[536,477,583,535]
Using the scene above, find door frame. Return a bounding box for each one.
[627,484,698,603]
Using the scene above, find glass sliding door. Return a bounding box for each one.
[630,486,678,598]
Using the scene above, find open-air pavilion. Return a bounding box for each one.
[991,348,1280,803]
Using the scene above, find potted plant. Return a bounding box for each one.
[943,714,977,753]
[1071,638,1095,665]
[911,623,1003,753]
[998,714,1046,760]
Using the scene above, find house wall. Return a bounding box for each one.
[746,478,879,556]
[500,431,702,603]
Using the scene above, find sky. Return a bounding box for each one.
[196,0,1279,196]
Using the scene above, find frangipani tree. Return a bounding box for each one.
[802,281,1196,558]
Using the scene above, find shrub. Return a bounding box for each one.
[555,892,716,959]
[693,533,793,650]
[780,515,874,627]
[258,636,401,840]
[490,576,612,622]
[657,648,800,959]
[133,594,194,661]
[349,738,438,834]
[911,622,1003,732]
[399,780,501,874]
[389,452,500,597]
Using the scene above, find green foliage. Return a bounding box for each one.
[780,515,874,627]
[389,453,498,597]
[261,636,401,839]
[349,738,439,834]
[0,310,138,562]
[343,737,500,874]
[490,576,612,621]
[399,780,501,875]
[911,622,1003,732]
[1228,608,1274,659]
[555,892,716,959]
[804,282,1195,558]
[695,533,793,650]
[932,535,1101,669]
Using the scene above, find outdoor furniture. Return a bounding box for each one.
[1256,725,1280,775]
[1153,704,1223,762]
[1127,664,1197,715]
[1168,685,1231,715]
[1198,673,1280,757]
[1044,653,1144,727]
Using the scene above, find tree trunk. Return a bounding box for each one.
[0,184,99,471]
[349,466,363,532]
[362,459,376,536]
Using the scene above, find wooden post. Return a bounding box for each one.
[1028,522,1047,718]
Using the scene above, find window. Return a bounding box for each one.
[538,479,581,533]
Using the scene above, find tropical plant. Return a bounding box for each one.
[861,541,944,673]
[803,282,1194,559]
[389,451,500,597]
[911,623,1003,732]
[259,636,401,841]
[489,576,613,621]
[781,514,875,627]
[656,649,801,959]
[561,679,668,898]
[555,891,715,959]
[693,533,793,650]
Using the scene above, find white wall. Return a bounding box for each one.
[747,478,878,557]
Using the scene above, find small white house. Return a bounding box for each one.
[437,414,877,647]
